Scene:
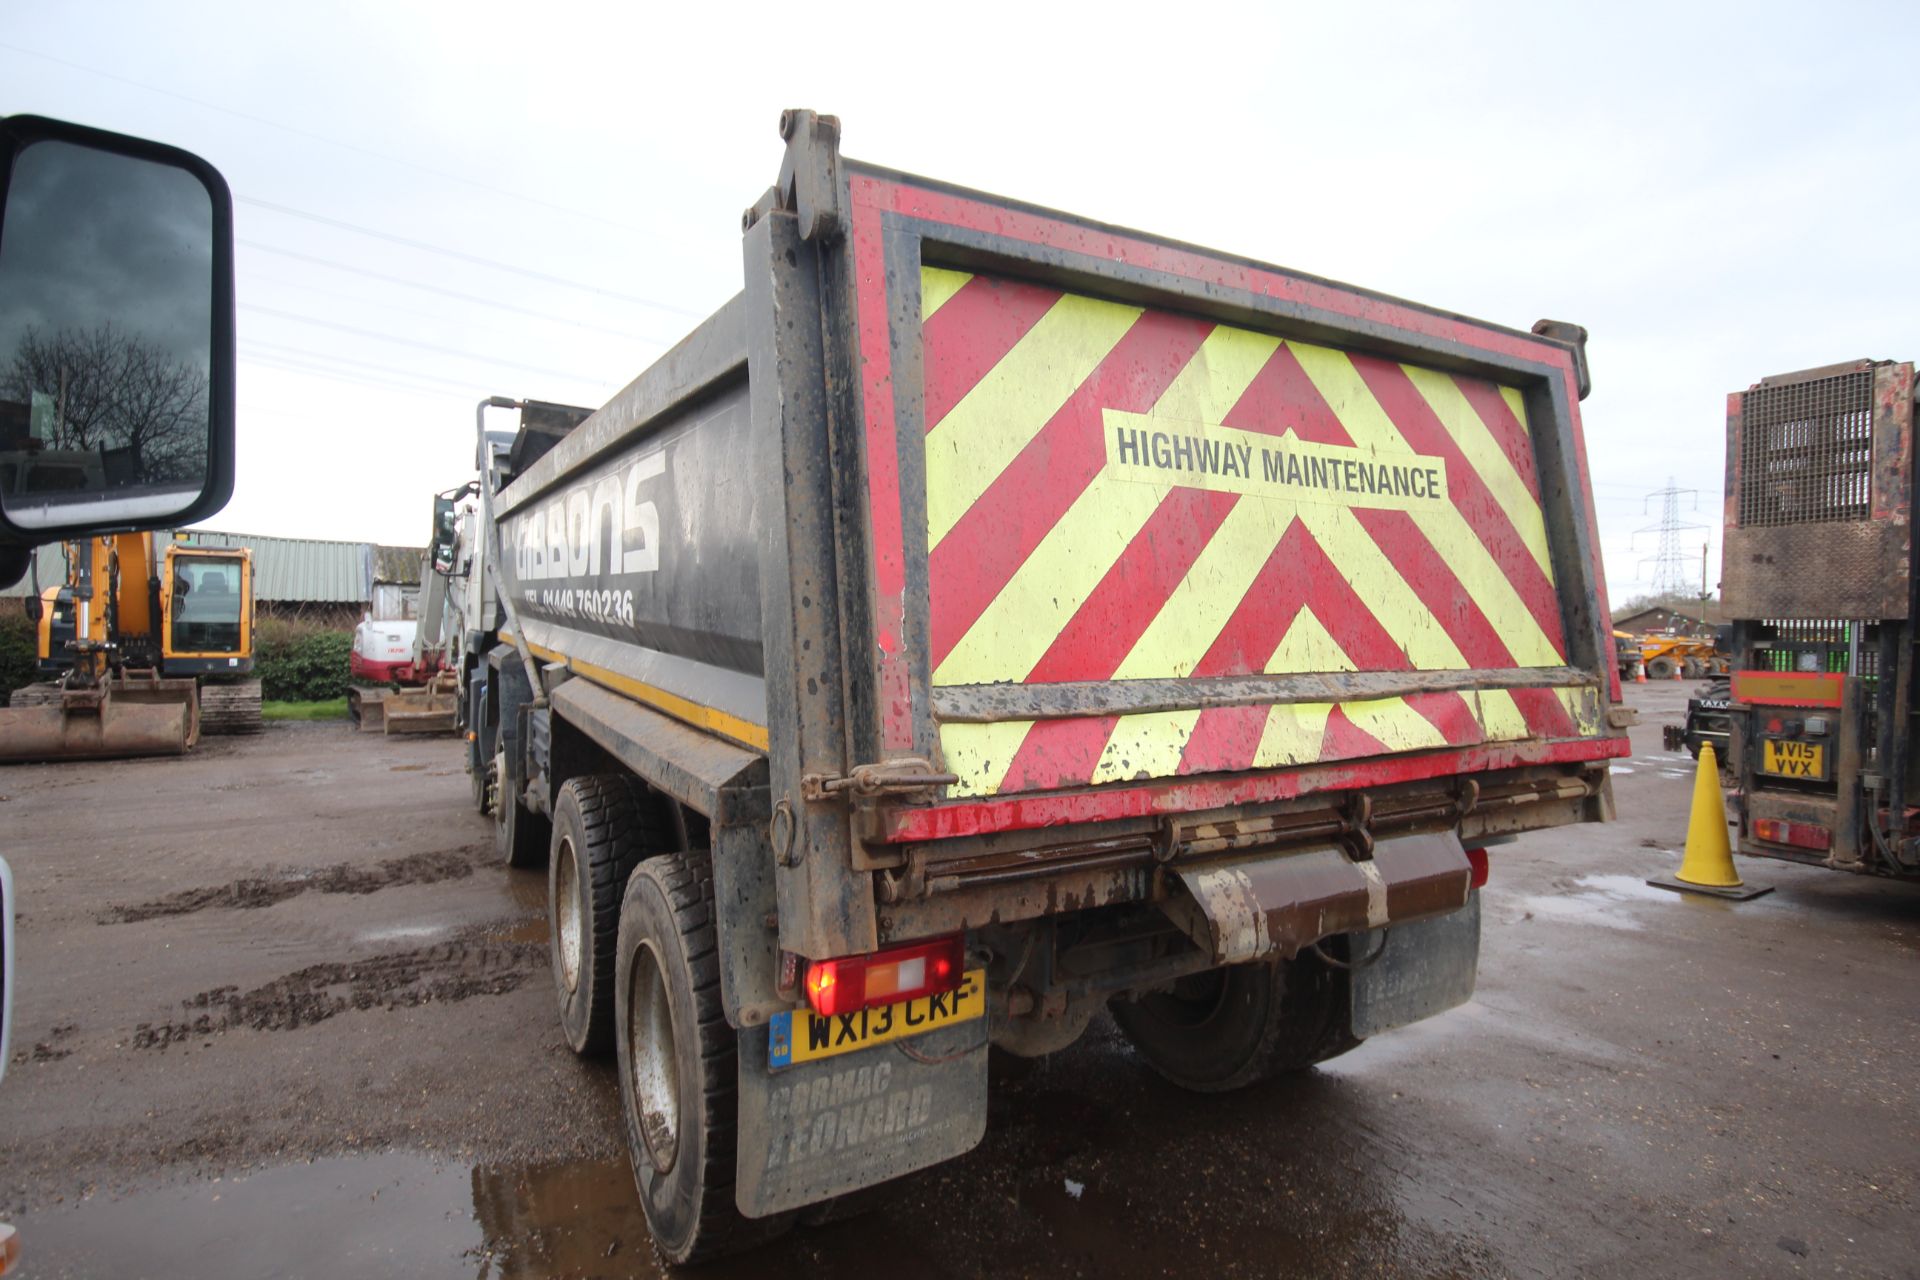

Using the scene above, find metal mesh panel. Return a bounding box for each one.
[1738,370,1874,527]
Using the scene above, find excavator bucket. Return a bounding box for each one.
[378,672,459,735]
[348,673,457,735]
[0,678,199,763]
[348,686,391,732]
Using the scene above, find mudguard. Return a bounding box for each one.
[734,1014,987,1216]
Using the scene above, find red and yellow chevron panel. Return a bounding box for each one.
[919,266,1599,798]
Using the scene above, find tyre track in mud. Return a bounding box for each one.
[131,936,545,1050]
[97,844,487,924]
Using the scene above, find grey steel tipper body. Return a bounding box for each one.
[464,110,1630,1261]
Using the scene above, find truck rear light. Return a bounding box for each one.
[1754,818,1830,851]
[804,935,964,1018]
[1465,847,1489,889]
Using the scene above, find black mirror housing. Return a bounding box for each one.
[0,115,235,549]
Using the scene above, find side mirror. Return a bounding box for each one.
[0,855,13,1087]
[0,116,235,557]
[430,493,458,575]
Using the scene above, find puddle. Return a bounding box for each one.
[483,917,550,946]
[358,922,452,945]
[1573,873,1680,903]
[1509,874,1678,932]
[15,1152,676,1279]
[506,870,547,915]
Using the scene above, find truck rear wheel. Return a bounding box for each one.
[1111,952,1358,1092]
[1646,656,1679,680]
[493,755,549,869]
[615,852,788,1263]
[549,775,669,1055]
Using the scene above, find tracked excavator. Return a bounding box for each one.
[1,532,260,760]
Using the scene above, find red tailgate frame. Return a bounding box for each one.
[821,148,1624,843]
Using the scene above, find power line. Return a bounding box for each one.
[237,239,663,343]
[246,269,510,333]
[243,338,493,395]
[241,302,607,385]
[241,352,461,402]
[0,39,647,234]
[239,197,703,318]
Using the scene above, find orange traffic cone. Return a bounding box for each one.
[1648,744,1771,900]
[1635,664,1647,684]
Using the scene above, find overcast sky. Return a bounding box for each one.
[6,1,1916,606]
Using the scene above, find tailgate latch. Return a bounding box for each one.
[802,757,957,804]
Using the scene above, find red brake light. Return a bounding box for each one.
[803,935,965,1018]
[1754,818,1830,851]
[1465,847,1489,890]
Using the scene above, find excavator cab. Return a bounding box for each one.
[161,546,253,675]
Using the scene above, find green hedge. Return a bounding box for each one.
[0,611,358,704]
[0,611,37,702]
[255,628,354,703]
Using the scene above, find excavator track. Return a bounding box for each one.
[199,679,264,735]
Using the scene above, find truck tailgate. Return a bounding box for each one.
[923,267,1596,796]
[834,170,1624,835]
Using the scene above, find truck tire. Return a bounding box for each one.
[549,775,671,1056]
[1110,952,1358,1092]
[493,756,550,870]
[470,756,489,815]
[1646,656,1679,680]
[615,852,790,1263]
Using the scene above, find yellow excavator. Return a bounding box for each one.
[1,533,260,761]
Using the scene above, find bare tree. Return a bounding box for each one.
[1,322,209,486]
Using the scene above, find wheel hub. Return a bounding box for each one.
[629,941,680,1174]
[554,837,582,993]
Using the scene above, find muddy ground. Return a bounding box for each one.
[0,682,1915,1278]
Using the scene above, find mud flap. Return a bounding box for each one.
[1350,891,1481,1037]
[734,1016,988,1217]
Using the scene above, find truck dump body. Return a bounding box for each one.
[496,306,767,751]
[493,153,1623,867]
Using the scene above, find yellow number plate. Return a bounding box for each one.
[1762,738,1826,780]
[768,970,985,1069]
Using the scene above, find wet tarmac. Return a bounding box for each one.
[2,684,1917,1278]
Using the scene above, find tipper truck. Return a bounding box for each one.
[1713,358,1920,878]
[465,110,1631,1261]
